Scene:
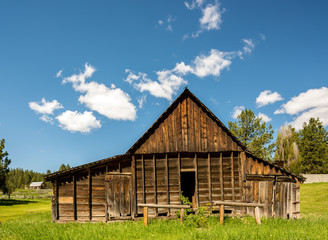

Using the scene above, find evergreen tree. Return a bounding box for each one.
[274,125,301,174]
[58,164,71,171]
[297,118,328,173]
[228,109,274,159]
[0,139,11,194]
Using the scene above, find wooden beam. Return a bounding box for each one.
[231,152,235,202]
[131,155,137,217]
[213,201,266,208]
[195,153,199,208]
[178,153,181,198]
[88,169,92,221]
[208,153,212,208]
[153,154,157,216]
[138,203,191,209]
[73,175,77,220]
[180,209,184,224]
[219,152,224,201]
[255,207,261,225]
[165,154,170,216]
[142,154,145,204]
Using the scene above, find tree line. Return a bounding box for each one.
[228,109,328,175]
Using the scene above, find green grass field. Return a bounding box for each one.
[0,183,327,240]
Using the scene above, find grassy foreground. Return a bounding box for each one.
[0,183,327,239]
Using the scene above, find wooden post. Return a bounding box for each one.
[131,155,137,217]
[56,180,59,220]
[153,154,158,217]
[88,169,92,221]
[219,205,224,225]
[165,154,170,216]
[194,153,199,208]
[144,207,148,226]
[73,175,77,220]
[208,153,212,210]
[219,152,224,201]
[180,208,184,224]
[142,154,145,204]
[255,207,261,225]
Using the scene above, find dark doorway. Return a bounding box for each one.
[181,171,196,207]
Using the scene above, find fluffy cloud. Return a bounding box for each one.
[275,87,328,130]
[199,3,223,31]
[29,98,64,124]
[256,90,283,107]
[137,95,147,109]
[126,41,254,101]
[29,98,63,115]
[56,110,101,133]
[56,70,62,78]
[232,106,245,119]
[126,69,187,101]
[258,113,271,122]
[63,63,137,121]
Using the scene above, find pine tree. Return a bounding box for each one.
[228,109,274,160]
[297,118,328,173]
[0,139,11,194]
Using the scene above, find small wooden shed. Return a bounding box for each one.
[29,182,46,189]
[45,89,302,222]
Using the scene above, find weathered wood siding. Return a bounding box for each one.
[135,97,242,154]
[134,152,242,216]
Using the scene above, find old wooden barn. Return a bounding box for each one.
[45,89,302,222]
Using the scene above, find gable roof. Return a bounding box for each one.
[127,88,246,154]
[29,182,45,187]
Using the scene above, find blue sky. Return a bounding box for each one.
[1,0,327,173]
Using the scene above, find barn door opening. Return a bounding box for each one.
[181,171,196,207]
[105,173,131,219]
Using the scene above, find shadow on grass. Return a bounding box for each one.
[0,199,37,206]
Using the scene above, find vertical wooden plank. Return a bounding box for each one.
[73,176,77,220]
[255,207,261,225]
[165,154,170,216]
[176,103,182,151]
[208,153,212,208]
[153,154,158,216]
[194,102,200,151]
[131,155,137,217]
[231,152,235,202]
[142,155,145,204]
[181,99,188,151]
[55,180,59,221]
[180,209,184,224]
[178,153,181,198]
[120,175,124,215]
[188,98,194,152]
[88,170,92,221]
[195,153,199,208]
[105,166,109,222]
[220,152,224,201]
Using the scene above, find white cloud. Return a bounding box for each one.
[256,90,283,107]
[185,0,204,10]
[158,20,163,25]
[210,97,218,105]
[242,39,255,54]
[158,16,176,32]
[200,3,223,31]
[274,87,328,130]
[56,70,62,78]
[29,98,63,115]
[258,113,271,122]
[40,115,55,124]
[56,110,101,133]
[63,63,137,121]
[232,106,245,119]
[126,69,187,101]
[126,41,254,101]
[137,95,147,109]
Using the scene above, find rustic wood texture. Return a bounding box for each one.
[135,97,242,154]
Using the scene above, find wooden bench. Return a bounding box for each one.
[138,204,191,226]
[213,201,266,225]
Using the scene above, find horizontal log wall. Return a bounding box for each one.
[135,97,242,154]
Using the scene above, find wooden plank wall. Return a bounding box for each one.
[55,158,131,221]
[134,152,241,216]
[135,97,242,154]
